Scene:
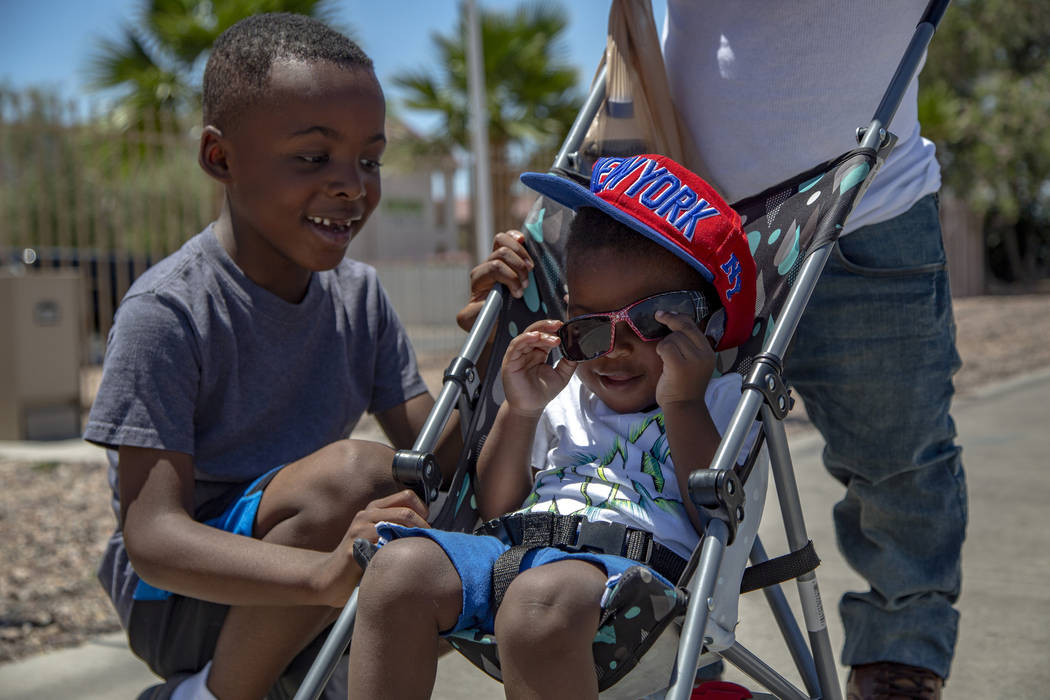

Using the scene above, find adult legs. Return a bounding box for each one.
[495,559,609,700]
[207,439,403,700]
[785,195,966,680]
[347,536,464,700]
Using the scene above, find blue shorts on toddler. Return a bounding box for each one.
[375,522,674,635]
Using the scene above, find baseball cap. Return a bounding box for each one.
[520,154,756,350]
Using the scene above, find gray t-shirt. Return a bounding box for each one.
[85,225,428,508]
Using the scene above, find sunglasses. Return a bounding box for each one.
[557,290,715,362]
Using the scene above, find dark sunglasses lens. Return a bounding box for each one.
[560,317,612,361]
[629,292,699,339]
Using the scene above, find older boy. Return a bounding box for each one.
[85,14,453,700]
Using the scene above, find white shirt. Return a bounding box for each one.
[520,372,747,559]
[662,0,941,232]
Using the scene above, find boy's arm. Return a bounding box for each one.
[662,402,720,538]
[474,404,541,521]
[118,446,425,608]
[654,310,721,536]
[476,319,577,521]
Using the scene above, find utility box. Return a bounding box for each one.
[0,271,83,440]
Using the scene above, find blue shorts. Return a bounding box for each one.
[132,464,284,602]
[375,523,673,635]
[116,464,300,683]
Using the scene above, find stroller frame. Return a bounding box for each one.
[295,2,951,698]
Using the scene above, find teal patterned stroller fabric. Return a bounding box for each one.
[447,564,689,692]
[426,145,882,694]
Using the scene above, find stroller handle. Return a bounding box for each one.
[867,0,949,146]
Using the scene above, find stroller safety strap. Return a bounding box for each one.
[476,512,688,611]
[739,540,820,595]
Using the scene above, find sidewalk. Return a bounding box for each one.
[0,438,107,464]
[2,368,1048,698]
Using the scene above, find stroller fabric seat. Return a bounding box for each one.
[444,448,768,699]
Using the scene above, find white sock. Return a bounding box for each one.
[170,660,219,700]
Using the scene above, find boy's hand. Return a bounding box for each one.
[502,319,578,417]
[457,230,535,332]
[654,310,716,408]
[321,489,429,607]
[346,489,429,543]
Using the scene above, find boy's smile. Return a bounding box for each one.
[203,59,386,302]
[567,247,707,414]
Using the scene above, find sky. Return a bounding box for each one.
[0,0,664,133]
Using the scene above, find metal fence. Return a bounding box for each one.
[0,91,476,366]
[1,91,218,358]
[372,262,471,362]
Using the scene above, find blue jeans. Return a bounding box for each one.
[786,194,966,679]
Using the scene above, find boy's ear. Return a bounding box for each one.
[198,126,232,183]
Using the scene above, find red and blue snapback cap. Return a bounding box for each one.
[521,154,756,349]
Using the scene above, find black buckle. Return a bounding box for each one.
[500,514,525,546]
[574,520,628,555]
[624,529,655,564]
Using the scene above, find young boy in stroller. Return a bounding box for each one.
[347,154,757,699]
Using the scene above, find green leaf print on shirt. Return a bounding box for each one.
[631,414,671,495]
[641,452,665,492]
[632,480,686,517]
[589,481,645,517]
[602,437,628,467]
[628,413,665,441]
[520,411,679,519]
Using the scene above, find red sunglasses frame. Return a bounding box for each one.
[557,289,712,361]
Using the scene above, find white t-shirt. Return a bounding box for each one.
[519,373,746,559]
[662,0,941,232]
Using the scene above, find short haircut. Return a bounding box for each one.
[566,206,716,299]
[202,13,374,129]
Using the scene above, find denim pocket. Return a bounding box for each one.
[832,193,946,277]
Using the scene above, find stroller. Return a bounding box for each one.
[295,1,951,698]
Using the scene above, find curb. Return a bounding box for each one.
[0,439,107,464]
[964,364,1050,401]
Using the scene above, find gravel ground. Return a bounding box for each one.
[949,293,1050,396]
[0,461,118,662]
[1,292,1048,664]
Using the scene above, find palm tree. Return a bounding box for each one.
[393,0,583,235]
[85,0,337,130]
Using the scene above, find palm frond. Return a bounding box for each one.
[84,27,162,91]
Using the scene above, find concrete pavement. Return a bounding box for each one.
[2,368,1048,699]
